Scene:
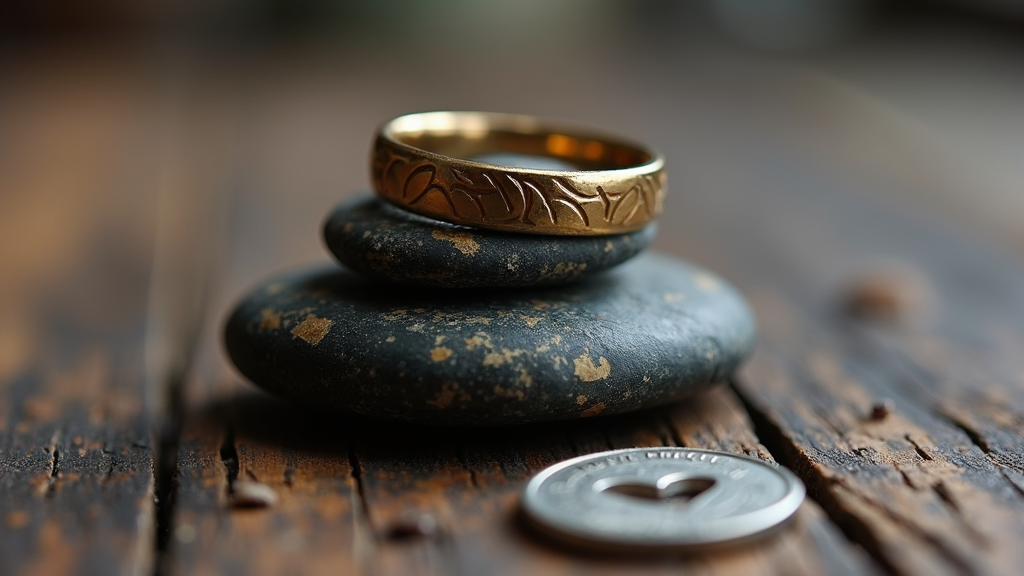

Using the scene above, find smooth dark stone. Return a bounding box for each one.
[323,195,656,288]
[224,254,756,426]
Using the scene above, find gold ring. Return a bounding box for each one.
[371,111,666,236]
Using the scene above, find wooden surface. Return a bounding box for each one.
[3,26,1024,576]
[0,64,158,576]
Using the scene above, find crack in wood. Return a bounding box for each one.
[852,324,1024,504]
[991,465,1024,501]
[940,411,992,454]
[936,406,1024,501]
[730,380,901,575]
[102,447,117,485]
[905,435,933,461]
[452,448,481,490]
[346,443,372,529]
[219,425,239,495]
[152,382,185,576]
[839,324,1024,571]
[841,478,978,576]
[931,482,960,513]
[732,375,991,576]
[44,429,61,498]
[896,469,917,491]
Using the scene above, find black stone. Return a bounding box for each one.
[323,195,656,288]
[224,254,756,426]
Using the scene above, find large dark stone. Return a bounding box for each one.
[323,195,656,288]
[224,253,756,426]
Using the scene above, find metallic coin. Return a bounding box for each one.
[521,448,805,551]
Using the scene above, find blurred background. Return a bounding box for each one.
[1,0,1023,392]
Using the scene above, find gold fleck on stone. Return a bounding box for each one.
[517,368,533,387]
[574,352,611,382]
[427,383,457,409]
[483,348,524,367]
[464,333,490,350]
[430,347,454,362]
[493,385,525,400]
[431,229,480,257]
[258,308,281,330]
[290,314,332,345]
[520,315,542,328]
[537,262,588,282]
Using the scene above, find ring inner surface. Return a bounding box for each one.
[391,129,652,172]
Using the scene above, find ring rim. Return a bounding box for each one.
[371,111,666,236]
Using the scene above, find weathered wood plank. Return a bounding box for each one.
[0,356,154,576]
[171,383,872,576]
[652,390,870,576]
[168,391,363,576]
[0,56,158,576]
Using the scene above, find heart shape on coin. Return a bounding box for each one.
[596,473,718,505]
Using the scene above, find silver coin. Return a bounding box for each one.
[521,447,805,550]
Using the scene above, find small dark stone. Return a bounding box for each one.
[385,511,440,541]
[224,253,756,426]
[870,399,894,420]
[843,262,932,323]
[322,195,656,288]
[230,481,278,509]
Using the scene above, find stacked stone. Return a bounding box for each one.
[224,125,756,426]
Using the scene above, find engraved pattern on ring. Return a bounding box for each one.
[373,143,666,234]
